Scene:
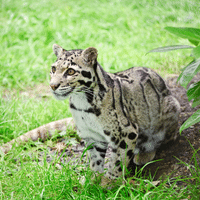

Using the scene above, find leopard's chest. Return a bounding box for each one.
[69,93,109,142]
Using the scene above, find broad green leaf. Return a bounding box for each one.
[187,81,200,101]
[165,27,200,42]
[177,59,200,89]
[180,109,200,133]
[192,96,200,108]
[189,39,199,46]
[147,45,193,54]
[192,45,200,59]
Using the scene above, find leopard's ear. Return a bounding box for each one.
[82,47,98,66]
[53,44,64,57]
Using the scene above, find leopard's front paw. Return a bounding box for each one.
[100,176,114,187]
[101,176,120,189]
[100,175,126,189]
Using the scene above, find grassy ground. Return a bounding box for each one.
[1,0,200,199]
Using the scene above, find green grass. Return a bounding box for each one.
[1,0,200,90]
[1,0,200,199]
[0,93,71,143]
[1,147,199,199]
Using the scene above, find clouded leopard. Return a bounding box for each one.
[49,44,180,180]
[0,44,180,183]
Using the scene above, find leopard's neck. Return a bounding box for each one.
[70,92,92,110]
[69,63,113,110]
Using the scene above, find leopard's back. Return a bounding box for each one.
[115,67,180,154]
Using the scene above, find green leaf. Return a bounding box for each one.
[177,59,200,88]
[165,27,200,42]
[180,109,200,133]
[147,45,194,54]
[187,81,200,101]
[189,39,199,46]
[192,96,200,108]
[192,45,200,59]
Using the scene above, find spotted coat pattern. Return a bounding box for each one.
[50,44,180,179]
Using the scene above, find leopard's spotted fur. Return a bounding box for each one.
[50,44,180,180]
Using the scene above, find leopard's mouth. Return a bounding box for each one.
[51,87,75,100]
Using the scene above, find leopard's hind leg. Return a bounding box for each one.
[133,150,156,165]
[133,95,180,166]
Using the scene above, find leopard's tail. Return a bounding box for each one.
[0,117,75,154]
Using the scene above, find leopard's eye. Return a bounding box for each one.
[52,66,56,73]
[67,68,75,75]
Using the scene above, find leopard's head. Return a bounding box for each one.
[50,44,98,100]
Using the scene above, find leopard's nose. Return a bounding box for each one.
[50,83,60,91]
